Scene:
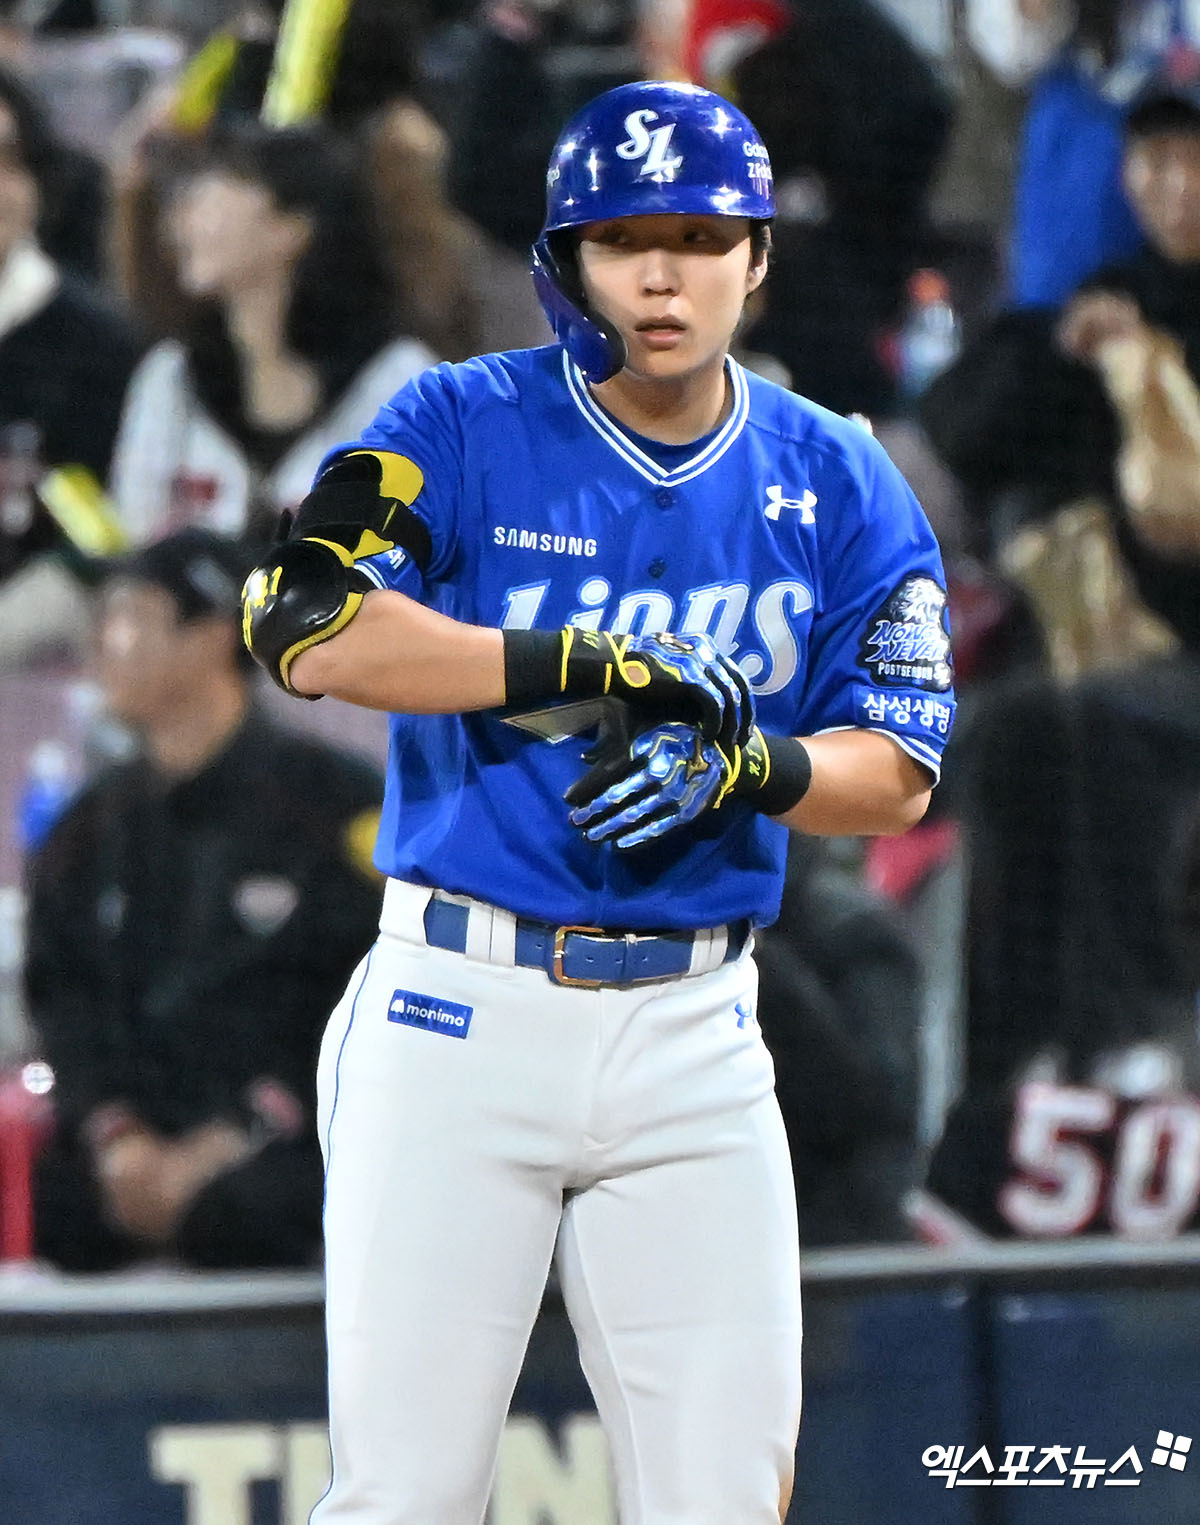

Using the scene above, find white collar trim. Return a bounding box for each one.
[563,350,750,486]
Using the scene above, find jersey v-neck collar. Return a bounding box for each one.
[562,350,750,487]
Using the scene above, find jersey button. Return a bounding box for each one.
[654,488,675,508]
[648,558,666,578]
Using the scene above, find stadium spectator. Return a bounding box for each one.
[1005,0,1200,308]
[0,55,107,280]
[25,528,383,1271]
[920,70,1200,674]
[438,0,588,257]
[922,666,1200,1241]
[756,836,925,1246]
[725,0,953,417]
[926,0,1043,307]
[0,64,140,493]
[0,0,186,226]
[110,0,546,363]
[914,68,1200,1243]
[0,62,144,670]
[108,121,432,545]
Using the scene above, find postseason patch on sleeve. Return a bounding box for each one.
[388,988,473,1039]
[858,575,953,693]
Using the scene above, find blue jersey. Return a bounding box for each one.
[327,345,955,931]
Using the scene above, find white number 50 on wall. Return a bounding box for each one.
[1000,1080,1200,1239]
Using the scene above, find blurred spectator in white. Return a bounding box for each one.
[109,121,431,545]
[0,61,143,671]
[111,0,547,363]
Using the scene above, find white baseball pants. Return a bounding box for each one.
[311,880,802,1524]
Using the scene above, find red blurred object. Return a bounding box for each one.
[864,818,959,904]
[946,560,1027,687]
[0,1064,55,1262]
[679,0,791,87]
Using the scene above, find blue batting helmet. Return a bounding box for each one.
[532,80,775,383]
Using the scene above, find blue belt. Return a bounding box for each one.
[422,896,749,989]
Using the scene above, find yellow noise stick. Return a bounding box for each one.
[261,0,355,127]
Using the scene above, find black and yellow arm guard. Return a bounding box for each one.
[242,539,373,697]
[288,450,432,570]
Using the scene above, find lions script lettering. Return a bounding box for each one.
[389,988,474,1039]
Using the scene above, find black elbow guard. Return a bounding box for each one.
[241,539,373,696]
[287,450,432,570]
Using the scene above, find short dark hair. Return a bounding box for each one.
[105,528,256,672]
[750,219,773,261]
[1125,82,1200,141]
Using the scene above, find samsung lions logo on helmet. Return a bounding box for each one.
[860,575,953,693]
[617,110,684,180]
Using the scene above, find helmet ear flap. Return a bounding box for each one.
[531,231,628,384]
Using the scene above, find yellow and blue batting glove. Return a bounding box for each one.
[505,628,755,751]
[565,722,727,849]
[565,721,813,849]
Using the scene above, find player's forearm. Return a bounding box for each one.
[775,729,931,836]
[290,589,507,712]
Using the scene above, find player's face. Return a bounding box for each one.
[576,214,766,381]
[96,582,215,727]
[168,170,312,298]
[1123,129,1200,261]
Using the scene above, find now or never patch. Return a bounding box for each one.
[859,575,953,693]
[388,988,473,1039]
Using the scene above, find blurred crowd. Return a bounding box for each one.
[2,0,1200,1271]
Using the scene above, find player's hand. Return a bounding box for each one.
[92,1120,251,1243]
[566,721,813,847]
[504,627,754,746]
[560,630,755,750]
[1055,290,1145,363]
[565,721,728,849]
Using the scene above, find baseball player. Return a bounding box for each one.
[243,81,955,1525]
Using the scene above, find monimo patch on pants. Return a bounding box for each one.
[388,988,473,1038]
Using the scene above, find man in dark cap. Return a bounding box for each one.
[24,528,384,1270]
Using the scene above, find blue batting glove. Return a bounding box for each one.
[566,722,726,850]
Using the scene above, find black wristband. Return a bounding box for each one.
[502,628,565,706]
[736,730,812,816]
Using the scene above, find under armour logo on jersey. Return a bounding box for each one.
[764,486,817,523]
[616,110,683,180]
